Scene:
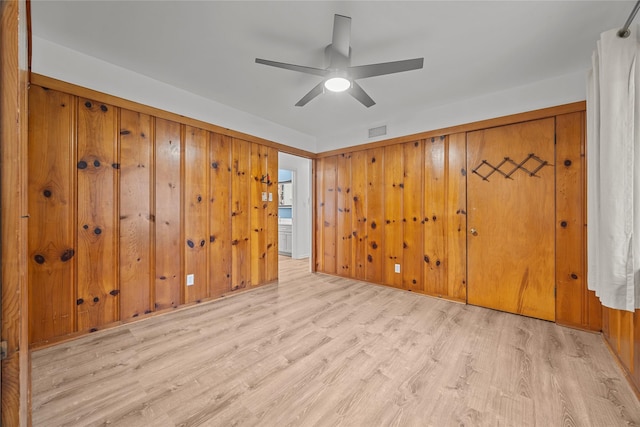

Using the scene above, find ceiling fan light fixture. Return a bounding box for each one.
[324,77,351,92]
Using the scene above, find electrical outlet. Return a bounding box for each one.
[394,264,401,274]
[186,274,195,286]
[268,192,273,202]
[261,192,268,202]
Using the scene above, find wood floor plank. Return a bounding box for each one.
[32,257,640,426]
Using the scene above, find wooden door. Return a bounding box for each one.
[467,118,555,321]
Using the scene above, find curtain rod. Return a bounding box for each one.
[618,0,640,38]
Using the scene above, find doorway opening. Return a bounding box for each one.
[277,152,312,276]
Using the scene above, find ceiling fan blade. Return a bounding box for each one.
[349,81,375,108]
[255,58,329,77]
[332,14,351,57]
[295,81,325,107]
[349,58,424,80]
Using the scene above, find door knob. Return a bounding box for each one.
[470,228,478,236]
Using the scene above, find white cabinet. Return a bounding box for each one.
[278,224,292,256]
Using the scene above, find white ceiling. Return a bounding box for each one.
[31,1,634,142]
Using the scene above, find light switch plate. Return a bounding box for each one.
[394,264,400,274]
[268,192,273,202]
[186,274,194,286]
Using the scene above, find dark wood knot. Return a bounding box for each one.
[109,289,120,296]
[187,240,195,248]
[84,101,92,108]
[100,105,108,112]
[76,298,84,305]
[34,254,45,264]
[77,160,87,169]
[93,297,99,303]
[564,159,572,167]
[60,249,75,262]
[560,221,568,228]
[43,189,52,198]
[93,160,100,167]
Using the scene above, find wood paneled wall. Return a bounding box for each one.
[315,109,601,331]
[315,136,467,302]
[28,84,279,346]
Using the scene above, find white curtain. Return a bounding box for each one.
[587,25,640,311]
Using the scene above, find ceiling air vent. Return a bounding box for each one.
[368,125,387,138]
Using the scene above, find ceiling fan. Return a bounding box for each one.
[255,14,424,108]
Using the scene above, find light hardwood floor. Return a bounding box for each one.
[32,257,640,426]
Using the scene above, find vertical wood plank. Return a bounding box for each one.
[76,98,119,330]
[231,138,251,290]
[581,109,603,331]
[1,1,30,423]
[424,136,447,296]
[365,148,384,284]
[556,111,601,330]
[383,144,403,287]
[154,118,182,309]
[28,87,76,343]
[119,109,152,319]
[321,156,337,274]
[314,158,325,272]
[402,140,423,291]
[265,147,279,282]
[183,126,209,302]
[446,133,468,302]
[556,112,585,327]
[351,150,368,280]
[336,153,352,277]
[634,310,640,387]
[210,133,232,297]
[250,143,268,286]
[619,310,634,373]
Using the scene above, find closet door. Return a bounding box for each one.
[467,118,555,321]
